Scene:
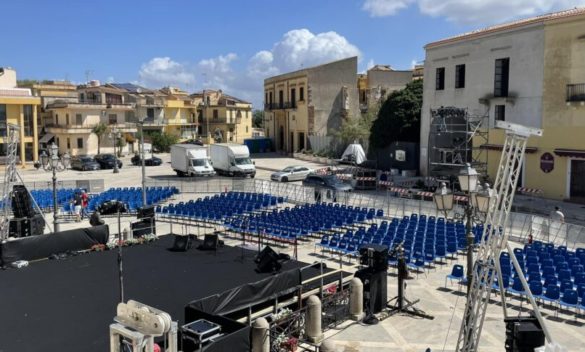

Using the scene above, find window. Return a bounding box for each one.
[76,113,83,125]
[213,109,218,119]
[55,114,59,126]
[246,126,249,133]
[290,88,296,108]
[77,138,83,148]
[300,87,304,101]
[494,58,510,97]
[23,105,34,137]
[66,113,69,125]
[0,104,6,137]
[436,67,445,90]
[455,64,466,89]
[108,114,117,124]
[495,105,506,121]
[265,93,268,104]
[147,108,154,119]
[269,92,273,105]
[279,90,283,108]
[67,138,71,149]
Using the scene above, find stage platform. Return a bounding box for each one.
[0,235,313,352]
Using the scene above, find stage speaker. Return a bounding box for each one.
[98,201,127,215]
[354,268,387,314]
[12,185,34,218]
[137,205,155,220]
[131,218,156,237]
[169,234,192,252]
[9,214,45,238]
[359,244,389,271]
[198,234,219,251]
[255,246,281,273]
[504,316,545,352]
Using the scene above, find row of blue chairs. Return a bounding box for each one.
[30,188,83,211]
[88,186,178,212]
[157,192,282,221]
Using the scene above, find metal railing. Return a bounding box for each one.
[567,83,585,102]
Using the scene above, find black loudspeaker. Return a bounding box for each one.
[198,234,219,250]
[98,201,127,215]
[9,214,45,238]
[137,205,155,220]
[504,316,545,352]
[131,218,156,237]
[255,246,281,273]
[169,234,192,252]
[12,185,34,218]
[354,268,387,314]
[359,244,389,271]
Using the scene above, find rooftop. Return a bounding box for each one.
[426,7,585,48]
[264,56,358,83]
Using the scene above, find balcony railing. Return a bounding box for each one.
[567,83,585,102]
[45,123,137,130]
[264,102,295,110]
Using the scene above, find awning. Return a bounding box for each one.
[554,148,585,158]
[480,143,538,154]
[38,133,54,144]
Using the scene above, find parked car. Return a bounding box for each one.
[271,166,314,182]
[131,154,163,166]
[302,174,352,202]
[181,139,204,146]
[94,154,123,169]
[71,156,101,171]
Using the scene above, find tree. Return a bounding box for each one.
[150,131,179,152]
[252,110,264,128]
[92,122,109,154]
[334,113,374,145]
[369,79,423,149]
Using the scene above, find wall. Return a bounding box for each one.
[0,68,17,88]
[420,25,546,175]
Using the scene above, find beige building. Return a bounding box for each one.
[191,89,253,143]
[0,67,40,166]
[358,65,414,113]
[420,7,585,201]
[158,87,199,140]
[46,81,136,156]
[264,57,359,153]
[107,83,166,133]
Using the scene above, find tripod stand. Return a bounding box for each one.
[386,246,434,320]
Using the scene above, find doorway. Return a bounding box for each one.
[279,126,284,151]
[570,160,585,202]
[298,132,305,151]
[289,132,294,153]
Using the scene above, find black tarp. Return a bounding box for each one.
[188,266,301,316]
[0,224,109,265]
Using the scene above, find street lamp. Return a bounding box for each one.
[433,182,454,219]
[472,182,498,216]
[39,142,71,233]
[458,163,479,295]
[137,118,147,207]
[109,128,122,174]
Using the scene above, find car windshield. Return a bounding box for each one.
[99,154,115,160]
[323,175,341,186]
[80,157,94,162]
[191,159,209,167]
[282,166,294,172]
[235,157,252,165]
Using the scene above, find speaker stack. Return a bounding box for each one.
[505,316,545,352]
[254,246,290,273]
[131,205,156,237]
[354,244,389,314]
[9,185,45,238]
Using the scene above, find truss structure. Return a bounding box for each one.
[456,121,553,351]
[0,124,20,240]
[428,107,489,178]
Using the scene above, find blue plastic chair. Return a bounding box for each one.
[541,284,560,311]
[445,264,465,287]
[560,289,579,315]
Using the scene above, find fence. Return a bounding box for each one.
[144,178,585,249]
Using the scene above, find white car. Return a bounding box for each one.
[271,166,314,182]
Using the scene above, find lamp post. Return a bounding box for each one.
[457,163,479,295]
[203,90,210,153]
[433,182,454,219]
[138,118,147,207]
[39,143,71,233]
[109,127,121,174]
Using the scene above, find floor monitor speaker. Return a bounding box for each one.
[198,234,219,250]
[169,234,192,252]
[255,246,281,273]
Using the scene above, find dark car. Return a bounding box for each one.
[302,174,352,202]
[131,154,163,166]
[181,139,204,146]
[94,154,123,169]
[71,156,101,171]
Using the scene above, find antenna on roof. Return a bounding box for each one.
[84,69,93,84]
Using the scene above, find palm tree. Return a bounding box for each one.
[92,122,109,154]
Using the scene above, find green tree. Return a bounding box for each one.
[369,79,423,149]
[252,110,264,128]
[150,131,179,152]
[92,122,109,154]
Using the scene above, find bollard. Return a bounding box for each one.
[349,278,364,321]
[306,295,324,343]
[320,339,337,352]
[251,317,270,352]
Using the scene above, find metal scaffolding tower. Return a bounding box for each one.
[1,124,20,240]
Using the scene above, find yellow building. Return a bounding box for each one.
[159,87,198,140]
[191,89,252,143]
[0,67,40,166]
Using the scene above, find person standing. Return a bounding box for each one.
[73,192,82,222]
[81,190,89,220]
[549,206,565,244]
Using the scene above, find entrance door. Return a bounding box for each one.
[279,126,284,151]
[570,160,585,201]
[289,132,294,153]
[298,132,305,151]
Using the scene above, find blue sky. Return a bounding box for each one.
[2,0,583,106]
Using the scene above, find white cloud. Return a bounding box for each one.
[138,57,195,88]
[362,0,415,17]
[362,0,585,23]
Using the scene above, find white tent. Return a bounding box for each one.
[340,144,366,165]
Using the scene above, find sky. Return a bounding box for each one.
[2,0,584,107]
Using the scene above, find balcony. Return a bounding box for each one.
[45,122,138,134]
[207,117,243,125]
[264,102,296,110]
[567,84,585,102]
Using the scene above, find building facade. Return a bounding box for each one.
[420,8,585,201]
[263,57,359,154]
[358,65,414,113]
[0,67,40,166]
[191,90,253,144]
[158,87,199,140]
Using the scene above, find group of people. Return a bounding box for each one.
[71,190,89,222]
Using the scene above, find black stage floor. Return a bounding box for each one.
[0,235,306,352]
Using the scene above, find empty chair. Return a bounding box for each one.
[507,277,526,298]
[541,284,560,311]
[529,281,543,302]
[445,264,465,287]
[559,289,579,314]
